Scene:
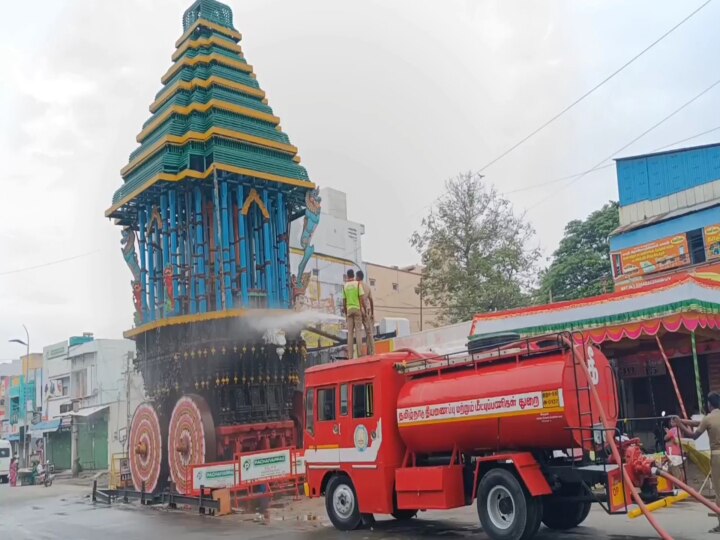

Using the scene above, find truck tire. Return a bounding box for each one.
[477,468,537,540]
[541,499,591,530]
[391,509,418,520]
[325,475,362,531]
[521,496,543,540]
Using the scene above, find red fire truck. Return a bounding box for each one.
[303,334,662,540]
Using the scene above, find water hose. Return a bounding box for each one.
[655,468,720,516]
[655,335,688,419]
[565,337,673,540]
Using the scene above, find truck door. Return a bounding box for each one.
[338,380,380,464]
[305,385,340,464]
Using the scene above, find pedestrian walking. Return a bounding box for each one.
[342,269,365,359]
[9,456,18,487]
[674,392,720,533]
[356,270,375,356]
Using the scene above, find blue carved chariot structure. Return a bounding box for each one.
[106,0,321,495]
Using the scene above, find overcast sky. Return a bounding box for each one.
[0,0,718,361]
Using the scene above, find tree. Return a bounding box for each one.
[537,201,619,303]
[411,172,540,324]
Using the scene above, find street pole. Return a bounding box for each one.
[9,324,31,467]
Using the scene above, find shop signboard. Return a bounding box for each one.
[617,357,667,379]
[191,462,237,491]
[120,458,131,483]
[611,234,689,280]
[704,225,720,261]
[239,449,291,483]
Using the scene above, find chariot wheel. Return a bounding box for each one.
[168,394,216,494]
[129,402,167,493]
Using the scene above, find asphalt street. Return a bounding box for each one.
[0,482,714,539]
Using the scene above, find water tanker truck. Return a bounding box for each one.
[303,333,717,540]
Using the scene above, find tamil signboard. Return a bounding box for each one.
[612,234,689,281]
[239,449,292,483]
[705,224,720,261]
[191,462,237,492]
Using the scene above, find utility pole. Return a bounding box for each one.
[124,351,133,456]
[419,276,424,332]
[71,411,79,478]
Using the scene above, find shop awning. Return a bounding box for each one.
[471,273,720,344]
[71,405,109,417]
[28,419,61,438]
[6,434,19,442]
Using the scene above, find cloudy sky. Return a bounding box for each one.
[0,0,718,361]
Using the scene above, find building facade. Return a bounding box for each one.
[0,360,22,443]
[610,143,720,290]
[365,263,438,333]
[66,338,140,472]
[43,340,77,420]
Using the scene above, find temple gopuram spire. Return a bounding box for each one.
[107,0,320,328]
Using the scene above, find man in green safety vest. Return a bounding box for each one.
[342,269,365,359]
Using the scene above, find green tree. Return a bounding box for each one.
[411,172,540,324]
[537,201,619,303]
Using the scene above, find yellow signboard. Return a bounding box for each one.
[612,234,689,280]
[705,224,720,261]
[542,390,560,409]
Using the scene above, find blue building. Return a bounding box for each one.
[609,142,720,288]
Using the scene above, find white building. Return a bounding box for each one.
[68,338,144,463]
[43,340,75,420]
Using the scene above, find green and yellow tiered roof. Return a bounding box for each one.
[106,0,313,221]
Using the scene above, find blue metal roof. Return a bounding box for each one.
[27,418,61,435]
[615,143,720,207]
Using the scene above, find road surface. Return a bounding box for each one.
[0,482,712,539]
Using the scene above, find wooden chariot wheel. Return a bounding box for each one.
[128,402,167,493]
[168,394,216,494]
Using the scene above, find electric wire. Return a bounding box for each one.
[478,0,715,172]
[527,76,720,210]
[0,250,103,276]
[506,124,720,195]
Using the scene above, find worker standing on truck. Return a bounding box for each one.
[356,270,375,356]
[674,391,720,534]
[342,268,365,359]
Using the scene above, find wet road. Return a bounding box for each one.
[0,482,710,539]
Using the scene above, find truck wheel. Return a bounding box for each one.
[325,476,362,531]
[541,499,591,530]
[521,496,543,540]
[392,509,418,520]
[477,468,534,540]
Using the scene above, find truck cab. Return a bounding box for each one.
[303,351,411,528]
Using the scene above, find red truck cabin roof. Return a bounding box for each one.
[305,350,421,377]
